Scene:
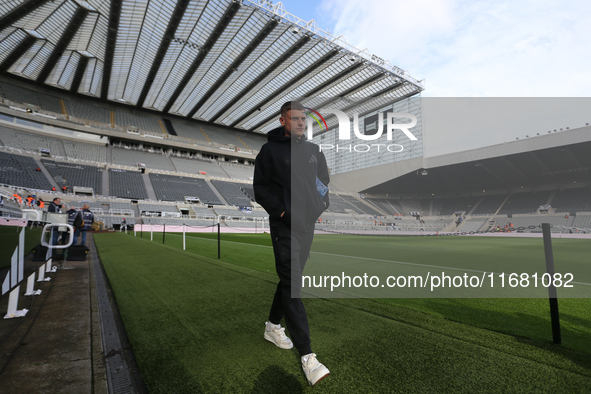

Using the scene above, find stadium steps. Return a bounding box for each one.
[106,145,112,163]
[547,191,557,206]
[385,199,401,215]
[333,193,364,214]
[204,178,229,205]
[466,197,482,215]
[236,135,249,149]
[142,173,158,201]
[158,119,167,135]
[55,140,67,157]
[363,198,389,216]
[481,215,496,231]
[162,154,175,171]
[35,158,60,190]
[200,127,212,144]
[566,214,576,228]
[59,99,67,116]
[101,168,109,197]
[494,194,512,215]
[355,196,388,216]
[443,220,458,232]
[131,204,140,219]
[218,165,232,178]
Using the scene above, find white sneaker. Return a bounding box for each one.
[301,353,330,385]
[264,322,293,349]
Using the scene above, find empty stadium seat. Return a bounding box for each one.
[42,159,102,195]
[114,109,162,134]
[211,180,252,207]
[112,147,176,171]
[0,81,62,113]
[0,151,53,190]
[64,99,111,124]
[0,125,64,155]
[149,173,222,204]
[109,170,148,199]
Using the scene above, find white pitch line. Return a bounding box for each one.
[171,234,591,287]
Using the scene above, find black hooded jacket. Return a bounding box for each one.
[254,126,330,232]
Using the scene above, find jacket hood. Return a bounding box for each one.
[266,126,307,143]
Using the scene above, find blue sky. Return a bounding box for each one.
[280,0,591,97]
[279,0,590,155]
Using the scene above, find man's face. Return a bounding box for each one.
[280,109,306,138]
[55,199,61,205]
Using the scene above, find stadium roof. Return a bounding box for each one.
[330,126,591,195]
[0,0,424,132]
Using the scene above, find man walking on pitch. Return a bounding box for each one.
[254,101,331,385]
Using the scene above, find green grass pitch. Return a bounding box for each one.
[94,232,591,393]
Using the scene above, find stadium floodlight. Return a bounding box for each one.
[290,27,300,34]
[347,55,357,62]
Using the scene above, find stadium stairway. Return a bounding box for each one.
[142,173,158,201]
[495,194,511,215]
[57,141,67,158]
[385,199,401,215]
[362,198,388,216]
[101,169,109,197]
[131,204,140,218]
[218,165,232,178]
[466,198,482,215]
[106,144,113,164]
[205,179,229,205]
[35,158,60,190]
[443,220,459,232]
[357,196,388,216]
[566,215,576,228]
[546,191,557,206]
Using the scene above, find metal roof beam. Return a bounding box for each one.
[36,7,88,84]
[185,18,278,119]
[311,81,410,138]
[69,55,89,93]
[311,73,385,111]
[248,61,365,131]
[229,48,338,128]
[135,0,191,109]
[162,1,241,114]
[337,81,405,113]
[101,0,122,100]
[0,0,49,31]
[207,34,311,123]
[0,34,36,74]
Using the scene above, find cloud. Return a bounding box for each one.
[320,0,591,97]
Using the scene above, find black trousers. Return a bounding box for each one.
[268,225,314,357]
